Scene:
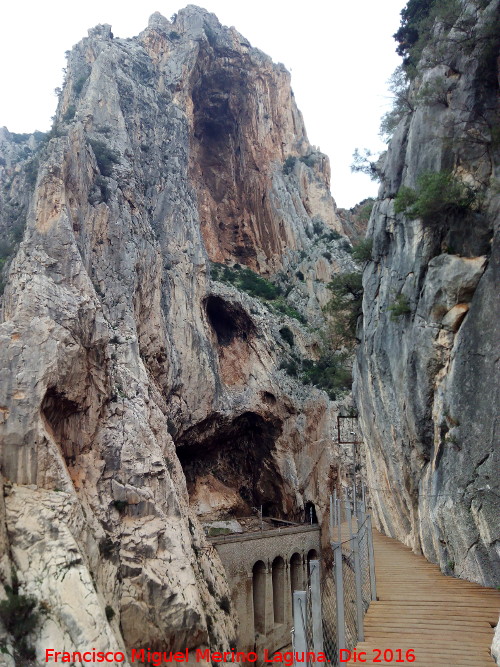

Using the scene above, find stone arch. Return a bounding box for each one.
[290,552,302,597]
[272,556,285,624]
[307,549,319,574]
[252,560,266,634]
[308,548,318,559]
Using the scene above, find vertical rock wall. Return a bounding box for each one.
[354,0,499,586]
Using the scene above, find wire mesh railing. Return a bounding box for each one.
[293,485,377,666]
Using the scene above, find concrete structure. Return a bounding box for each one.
[209,524,321,653]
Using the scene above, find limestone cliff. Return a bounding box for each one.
[354,0,499,586]
[0,7,351,662]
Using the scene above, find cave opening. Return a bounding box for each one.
[304,501,318,525]
[205,295,255,346]
[176,412,293,520]
[41,386,83,463]
[190,49,267,265]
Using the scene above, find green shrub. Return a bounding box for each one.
[394,186,418,214]
[207,527,231,537]
[358,199,375,223]
[394,171,477,222]
[169,31,181,40]
[295,270,304,282]
[341,239,353,253]
[351,148,381,181]
[283,156,297,175]
[301,352,352,400]
[388,294,412,320]
[352,239,373,262]
[99,537,116,559]
[94,175,110,203]
[299,154,315,167]
[62,104,76,123]
[394,0,462,74]
[328,230,342,241]
[105,605,115,621]
[238,269,280,299]
[324,272,363,349]
[0,584,39,662]
[89,139,120,177]
[0,239,12,259]
[218,595,231,614]
[11,133,30,144]
[279,326,294,347]
[379,66,413,141]
[112,500,127,513]
[312,219,324,235]
[322,251,332,260]
[210,262,280,300]
[24,158,39,188]
[272,300,306,324]
[280,360,298,377]
[416,76,449,106]
[73,72,89,96]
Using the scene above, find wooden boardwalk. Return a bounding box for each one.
[356,530,500,666]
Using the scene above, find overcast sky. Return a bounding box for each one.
[0,0,404,208]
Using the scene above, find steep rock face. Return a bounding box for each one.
[354,0,499,586]
[0,7,348,658]
[146,8,341,273]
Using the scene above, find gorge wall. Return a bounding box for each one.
[354,0,499,587]
[0,7,354,662]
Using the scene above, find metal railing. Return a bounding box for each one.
[292,487,377,666]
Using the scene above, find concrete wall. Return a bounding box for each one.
[210,525,321,653]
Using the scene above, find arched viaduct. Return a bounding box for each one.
[209,524,321,653]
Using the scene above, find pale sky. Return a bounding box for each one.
[0,0,404,208]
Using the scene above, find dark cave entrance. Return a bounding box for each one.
[41,386,83,463]
[205,295,255,346]
[189,47,267,265]
[176,412,292,519]
[304,501,318,525]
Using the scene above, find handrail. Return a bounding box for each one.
[207,522,320,544]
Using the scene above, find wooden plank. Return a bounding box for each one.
[354,529,497,665]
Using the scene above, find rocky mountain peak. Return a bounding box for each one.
[0,7,353,658]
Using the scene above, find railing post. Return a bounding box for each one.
[293,591,308,663]
[353,532,365,642]
[333,542,346,653]
[353,482,357,521]
[345,492,353,539]
[309,560,324,652]
[366,514,377,601]
[330,493,335,541]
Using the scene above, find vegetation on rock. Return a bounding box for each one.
[88,139,120,177]
[271,299,306,324]
[394,0,462,75]
[0,577,39,663]
[352,239,373,262]
[350,148,382,181]
[279,326,294,347]
[388,293,412,320]
[379,66,413,142]
[283,156,297,175]
[280,351,352,400]
[210,262,281,300]
[394,171,478,222]
[324,271,363,350]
